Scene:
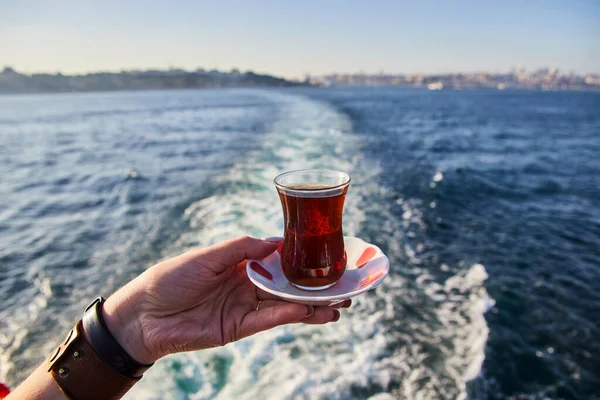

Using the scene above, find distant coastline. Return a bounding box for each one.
[0,67,308,94]
[310,68,600,91]
[2,66,599,94]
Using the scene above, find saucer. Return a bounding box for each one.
[246,236,389,306]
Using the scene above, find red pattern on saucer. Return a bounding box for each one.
[249,261,273,281]
[356,247,377,268]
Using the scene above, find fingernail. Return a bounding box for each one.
[343,299,352,308]
[332,310,340,322]
[304,305,315,318]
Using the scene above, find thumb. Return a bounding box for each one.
[197,236,278,273]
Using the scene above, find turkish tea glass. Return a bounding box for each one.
[274,169,351,290]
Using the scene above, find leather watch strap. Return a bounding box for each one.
[47,321,139,400]
[82,297,153,378]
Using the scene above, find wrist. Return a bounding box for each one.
[103,283,157,365]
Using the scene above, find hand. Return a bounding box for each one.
[103,236,349,364]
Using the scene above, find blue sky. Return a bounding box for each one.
[2,0,599,77]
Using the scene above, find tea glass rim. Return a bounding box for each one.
[273,169,351,193]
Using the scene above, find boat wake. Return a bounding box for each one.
[126,91,492,399]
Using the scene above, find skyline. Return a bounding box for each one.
[3,64,598,95]
[3,64,597,79]
[2,0,600,78]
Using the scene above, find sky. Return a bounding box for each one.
[1,0,599,78]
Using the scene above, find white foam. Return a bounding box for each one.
[0,274,52,384]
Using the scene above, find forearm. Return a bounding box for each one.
[7,286,152,400]
[6,363,67,400]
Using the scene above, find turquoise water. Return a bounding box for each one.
[0,88,598,399]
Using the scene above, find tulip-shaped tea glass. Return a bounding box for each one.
[274,169,351,290]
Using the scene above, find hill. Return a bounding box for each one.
[0,67,307,94]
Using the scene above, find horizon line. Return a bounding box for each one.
[4,65,599,79]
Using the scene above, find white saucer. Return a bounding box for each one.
[246,236,389,306]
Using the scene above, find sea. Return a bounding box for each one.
[0,87,599,399]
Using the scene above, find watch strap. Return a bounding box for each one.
[82,297,153,378]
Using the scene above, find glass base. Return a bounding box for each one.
[290,281,339,291]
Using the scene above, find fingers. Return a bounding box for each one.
[299,300,350,324]
[195,236,278,274]
[239,299,351,339]
[239,302,311,339]
[298,307,342,324]
[254,291,351,321]
[256,289,352,312]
